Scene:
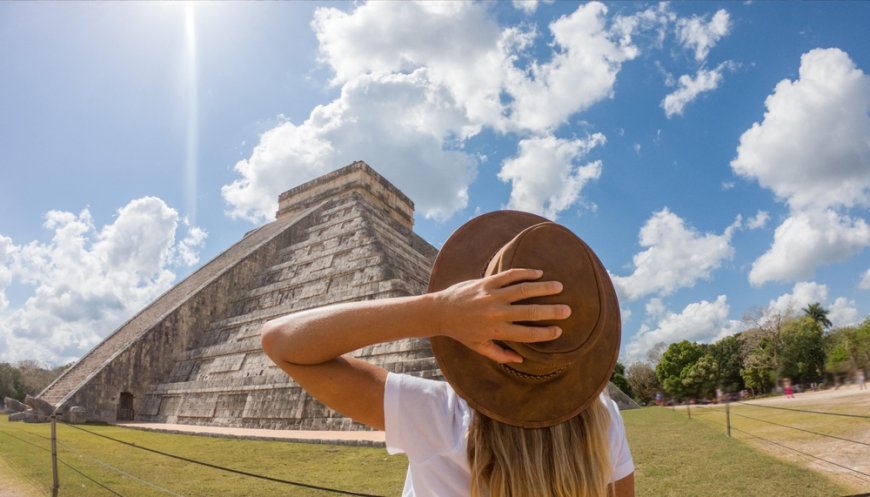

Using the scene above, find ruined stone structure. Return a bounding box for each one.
[39,162,440,430]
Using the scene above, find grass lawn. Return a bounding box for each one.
[1,407,862,497]
[0,417,408,497]
[623,406,859,496]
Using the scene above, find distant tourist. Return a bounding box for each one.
[858,370,867,391]
[261,211,635,497]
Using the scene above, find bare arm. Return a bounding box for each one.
[611,473,635,497]
[260,269,569,430]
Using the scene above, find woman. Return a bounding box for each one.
[261,211,635,497]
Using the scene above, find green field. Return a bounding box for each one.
[0,406,862,497]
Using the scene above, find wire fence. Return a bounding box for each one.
[686,400,870,493]
[1,420,386,497]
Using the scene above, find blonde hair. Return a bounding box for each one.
[468,398,613,497]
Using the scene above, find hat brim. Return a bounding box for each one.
[428,211,621,428]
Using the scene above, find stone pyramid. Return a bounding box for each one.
[39,162,440,430]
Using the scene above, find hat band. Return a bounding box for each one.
[499,363,570,383]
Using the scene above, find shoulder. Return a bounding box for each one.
[384,373,471,458]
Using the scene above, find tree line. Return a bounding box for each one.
[0,360,71,402]
[611,303,870,404]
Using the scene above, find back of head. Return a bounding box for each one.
[468,399,613,497]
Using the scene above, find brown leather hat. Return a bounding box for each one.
[429,210,621,428]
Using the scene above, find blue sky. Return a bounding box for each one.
[1,1,869,367]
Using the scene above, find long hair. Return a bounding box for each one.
[467,397,612,497]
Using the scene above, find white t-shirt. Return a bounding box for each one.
[384,373,635,497]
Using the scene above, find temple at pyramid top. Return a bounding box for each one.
[276,161,416,230]
[39,161,440,430]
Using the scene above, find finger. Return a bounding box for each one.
[487,268,543,288]
[505,303,571,322]
[498,280,564,301]
[499,323,563,343]
[474,341,524,364]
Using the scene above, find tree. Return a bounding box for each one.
[825,318,870,376]
[709,335,744,393]
[610,362,633,399]
[802,302,832,330]
[681,354,719,399]
[779,317,825,384]
[656,341,706,400]
[0,363,25,401]
[739,327,779,395]
[626,362,660,405]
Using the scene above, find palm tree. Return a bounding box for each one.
[802,302,832,329]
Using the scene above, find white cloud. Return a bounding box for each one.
[498,134,605,219]
[732,48,870,212]
[860,269,870,290]
[625,295,741,363]
[225,1,655,224]
[312,1,506,130]
[748,209,870,286]
[512,0,546,14]
[505,2,639,132]
[662,63,731,118]
[746,210,769,230]
[0,198,205,366]
[761,281,859,328]
[830,297,860,327]
[222,70,476,223]
[676,9,731,62]
[732,48,870,285]
[764,281,828,320]
[312,1,642,133]
[612,209,738,300]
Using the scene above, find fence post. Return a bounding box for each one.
[726,401,731,438]
[51,413,59,497]
[687,402,691,419]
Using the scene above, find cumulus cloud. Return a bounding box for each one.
[624,295,742,363]
[748,209,870,286]
[732,48,870,285]
[505,2,639,132]
[498,134,605,219]
[861,269,870,290]
[746,210,770,230]
[223,2,661,223]
[512,0,551,14]
[761,281,859,328]
[0,198,206,366]
[732,48,870,212]
[676,9,730,62]
[830,297,860,327]
[222,70,476,222]
[612,209,738,300]
[662,62,733,118]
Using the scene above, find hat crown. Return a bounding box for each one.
[485,222,602,358]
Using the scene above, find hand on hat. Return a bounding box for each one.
[432,268,571,364]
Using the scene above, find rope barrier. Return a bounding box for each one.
[56,438,188,497]
[729,411,870,448]
[737,401,870,420]
[0,429,125,496]
[60,422,385,497]
[729,425,870,483]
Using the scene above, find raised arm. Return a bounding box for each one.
[260,268,569,430]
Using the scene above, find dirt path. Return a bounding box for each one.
[727,385,870,494]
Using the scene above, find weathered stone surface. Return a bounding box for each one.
[38,162,441,430]
[66,406,88,424]
[25,394,55,416]
[9,410,47,423]
[4,397,27,413]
